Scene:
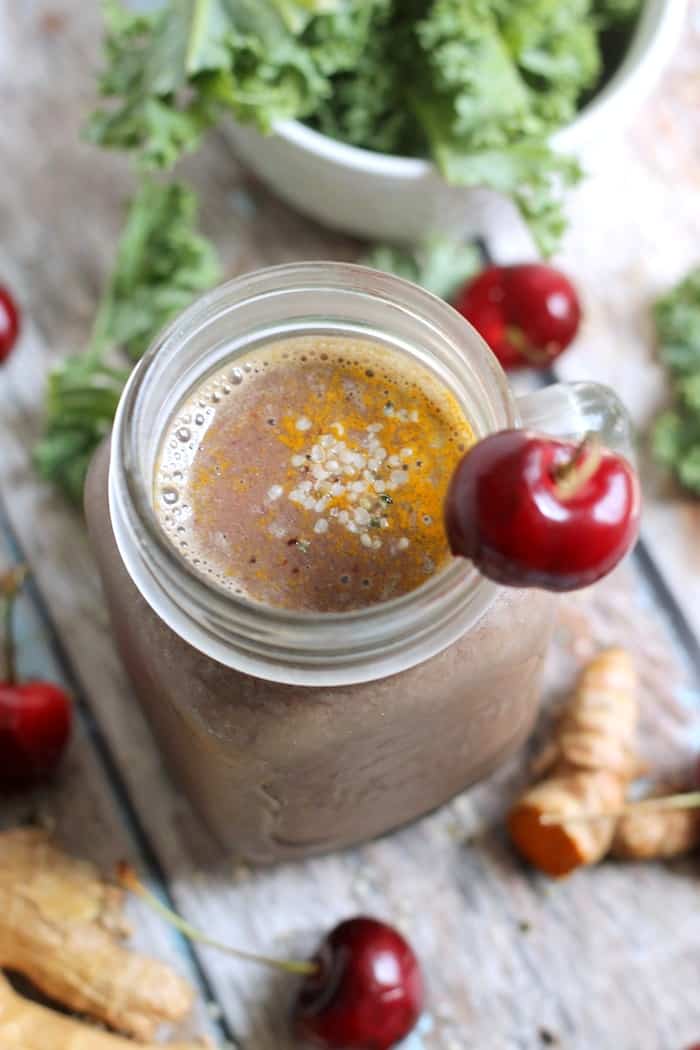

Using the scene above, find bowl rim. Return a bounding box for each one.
[269,0,685,178]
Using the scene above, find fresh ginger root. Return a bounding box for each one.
[0,829,193,1040]
[0,972,200,1050]
[508,648,639,877]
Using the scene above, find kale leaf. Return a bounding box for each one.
[651,267,700,496]
[362,238,482,301]
[87,0,642,251]
[36,180,220,503]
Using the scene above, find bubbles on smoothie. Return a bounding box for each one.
[195,413,206,426]
[176,426,191,442]
[161,486,179,506]
[230,367,244,385]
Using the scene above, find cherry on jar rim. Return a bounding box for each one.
[444,430,641,592]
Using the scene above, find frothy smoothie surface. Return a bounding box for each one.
[155,336,474,611]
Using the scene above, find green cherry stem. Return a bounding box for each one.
[539,791,700,827]
[553,434,603,501]
[118,864,318,976]
[1,565,28,686]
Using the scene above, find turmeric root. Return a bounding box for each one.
[612,785,700,860]
[0,972,200,1050]
[0,829,193,1040]
[508,649,639,877]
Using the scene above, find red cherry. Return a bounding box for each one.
[444,430,641,591]
[0,565,71,789]
[454,264,581,370]
[0,285,21,363]
[0,681,72,789]
[294,917,424,1050]
[117,871,424,1049]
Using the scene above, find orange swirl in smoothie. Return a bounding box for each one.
[155,335,474,611]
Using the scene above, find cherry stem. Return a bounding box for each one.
[538,790,700,827]
[117,864,318,977]
[505,325,550,367]
[552,434,603,501]
[1,566,28,686]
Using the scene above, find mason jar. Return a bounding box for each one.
[85,263,634,863]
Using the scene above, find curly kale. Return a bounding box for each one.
[651,268,700,496]
[88,0,643,254]
[36,180,220,502]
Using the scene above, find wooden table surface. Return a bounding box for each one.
[1,3,699,1049]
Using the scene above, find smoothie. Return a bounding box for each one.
[155,335,474,611]
[85,266,556,862]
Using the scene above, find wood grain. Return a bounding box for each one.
[1,3,699,1049]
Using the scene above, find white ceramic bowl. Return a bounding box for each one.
[225,0,685,244]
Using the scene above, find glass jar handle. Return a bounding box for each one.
[516,381,637,467]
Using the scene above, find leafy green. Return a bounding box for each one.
[420,113,582,257]
[594,0,643,25]
[497,0,600,127]
[36,180,220,503]
[310,2,408,153]
[654,268,700,377]
[651,267,700,496]
[84,0,217,170]
[87,0,377,167]
[404,0,593,253]
[93,179,220,361]
[87,0,642,250]
[363,239,481,301]
[34,358,130,505]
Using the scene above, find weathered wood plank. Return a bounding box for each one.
[3,193,700,1050]
[0,526,218,1047]
[2,4,700,1050]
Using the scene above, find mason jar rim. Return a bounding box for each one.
[109,262,519,685]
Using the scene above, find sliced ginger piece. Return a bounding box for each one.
[0,829,192,1040]
[508,649,639,877]
[0,972,199,1050]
